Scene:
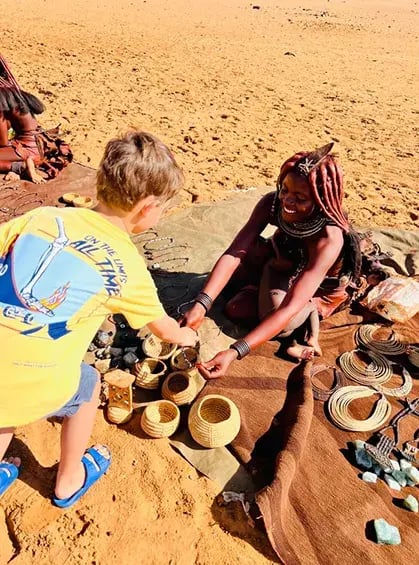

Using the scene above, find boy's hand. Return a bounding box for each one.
[179,302,206,331]
[177,326,199,347]
[196,349,238,380]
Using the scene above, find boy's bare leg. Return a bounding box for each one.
[0,427,21,468]
[54,377,100,500]
[25,157,46,184]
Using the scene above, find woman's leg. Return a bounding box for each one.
[258,261,321,360]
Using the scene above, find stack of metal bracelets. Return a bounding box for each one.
[195,291,213,313]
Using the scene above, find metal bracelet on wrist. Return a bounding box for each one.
[229,339,251,360]
[195,291,213,313]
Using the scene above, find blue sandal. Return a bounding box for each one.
[52,445,111,509]
[0,461,19,497]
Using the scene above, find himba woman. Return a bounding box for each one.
[183,143,361,379]
[0,54,46,184]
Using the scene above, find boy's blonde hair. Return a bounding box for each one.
[96,130,184,211]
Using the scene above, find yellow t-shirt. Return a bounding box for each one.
[0,207,165,427]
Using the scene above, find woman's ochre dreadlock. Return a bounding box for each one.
[277,149,362,281]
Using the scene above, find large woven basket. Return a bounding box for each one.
[134,358,167,389]
[188,394,241,448]
[141,400,180,438]
[170,346,199,371]
[161,371,197,406]
[142,334,177,360]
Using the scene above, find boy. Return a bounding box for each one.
[0,130,197,507]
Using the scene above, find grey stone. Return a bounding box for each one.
[352,439,366,450]
[384,474,401,491]
[405,466,419,485]
[362,472,378,483]
[355,448,373,469]
[402,494,418,513]
[399,459,412,471]
[374,519,401,545]
[391,470,407,488]
[389,459,400,472]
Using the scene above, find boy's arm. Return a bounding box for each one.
[147,314,198,346]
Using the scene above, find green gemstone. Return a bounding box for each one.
[403,495,418,513]
[374,519,401,545]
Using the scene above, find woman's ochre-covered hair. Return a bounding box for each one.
[277,143,349,233]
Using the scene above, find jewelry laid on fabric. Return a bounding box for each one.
[338,349,393,386]
[327,385,392,432]
[149,257,189,272]
[310,363,344,401]
[364,398,419,467]
[401,439,419,463]
[143,244,189,260]
[371,364,413,398]
[143,236,175,251]
[355,324,406,356]
[229,339,251,360]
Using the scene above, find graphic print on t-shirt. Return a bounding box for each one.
[0,216,104,338]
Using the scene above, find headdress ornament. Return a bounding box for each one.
[295,142,334,176]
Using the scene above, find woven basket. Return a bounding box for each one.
[141,400,180,438]
[161,371,197,406]
[408,345,419,368]
[134,358,167,389]
[188,394,241,448]
[170,346,199,371]
[142,334,177,360]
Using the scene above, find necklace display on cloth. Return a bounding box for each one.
[327,385,392,432]
[338,349,393,386]
[371,364,413,398]
[310,363,344,401]
[355,324,406,356]
[277,210,327,238]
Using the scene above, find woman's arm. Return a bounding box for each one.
[0,112,9,146]
[198,226,344,377]
[182,192,274,328]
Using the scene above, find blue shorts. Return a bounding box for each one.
[50,363,98,418]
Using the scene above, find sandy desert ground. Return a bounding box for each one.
[1,0,418,564]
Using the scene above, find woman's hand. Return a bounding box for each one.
[179,302,206,331]
[197,348,238,380]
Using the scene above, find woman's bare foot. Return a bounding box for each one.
[306,336,322,356]
[287,342,315,361]
[25,157,46,184]
[4,171,21,182]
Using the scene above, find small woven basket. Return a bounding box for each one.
[142,334,177,360]
[134,358,167,389]
[161,371,197,406]
[188,394,241,448]
[141,400,180,438]
[170,346,199,371]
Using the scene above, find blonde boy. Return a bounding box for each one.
[0,131,196,507]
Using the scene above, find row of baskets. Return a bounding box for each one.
[141,394,241,448]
